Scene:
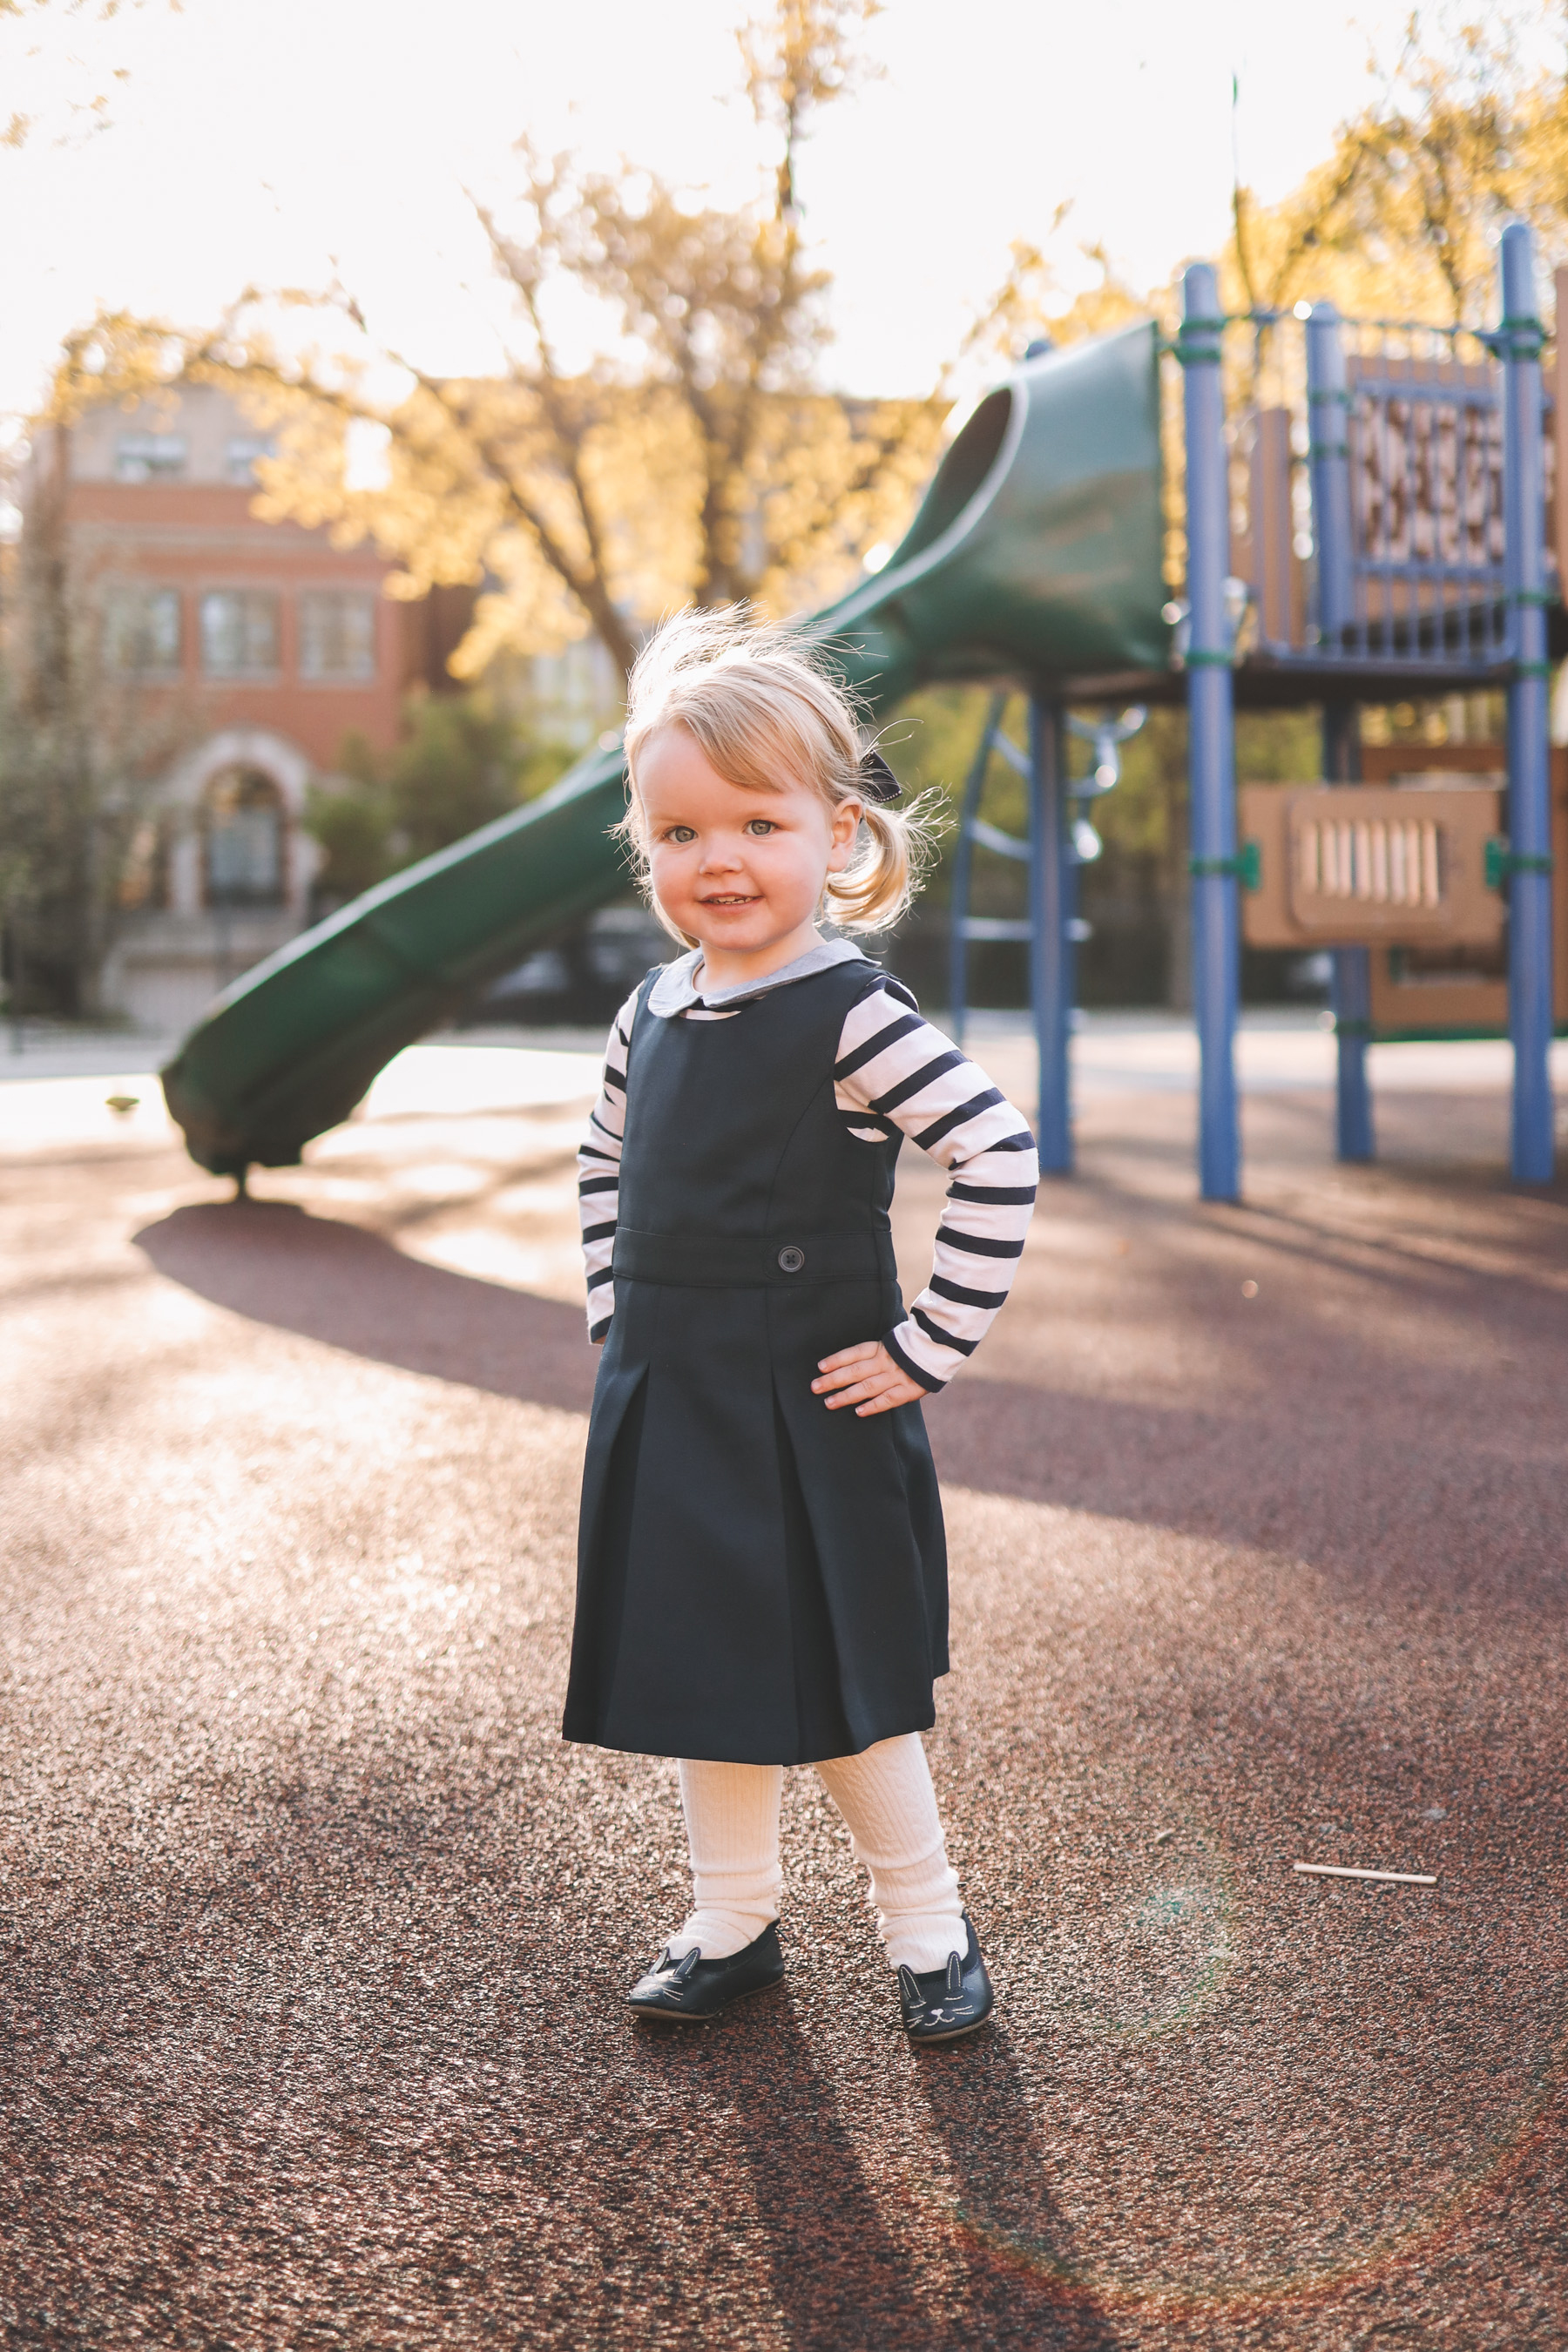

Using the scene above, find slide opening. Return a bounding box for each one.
[896,389,1014,564]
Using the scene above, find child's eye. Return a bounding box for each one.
[663,825,696,844]
[744,818,776,835]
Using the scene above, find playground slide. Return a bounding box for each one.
[163,321,1168,1178]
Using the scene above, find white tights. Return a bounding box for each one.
[668,1732,964,1975]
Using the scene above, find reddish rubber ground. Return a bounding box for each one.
[3,1056,1565,2349]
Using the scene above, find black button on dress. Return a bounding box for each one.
[564,958,949,1766]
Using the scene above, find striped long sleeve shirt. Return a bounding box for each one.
[576,949,1038,1390]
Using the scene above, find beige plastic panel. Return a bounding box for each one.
[1240,783,1504,948]
[1232,408,1303,652]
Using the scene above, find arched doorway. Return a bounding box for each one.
[204,767,286,908]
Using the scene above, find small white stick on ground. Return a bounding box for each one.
[1292,1862,1438,1886]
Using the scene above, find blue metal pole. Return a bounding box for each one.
[1322,703,1375,1161]
[1179,262,1240,1201]
[1029,692,1071,1173]
[1307,303,1373,1164]
[1498,221,1555,1183]
[949,693,1003,1050]
[1306,304,1355,639]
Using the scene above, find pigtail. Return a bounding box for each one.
[823,789,945,935]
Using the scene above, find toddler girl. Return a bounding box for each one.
[565,611,1037,2042]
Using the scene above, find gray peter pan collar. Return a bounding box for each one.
[647,934,868,1017]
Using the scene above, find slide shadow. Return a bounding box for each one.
[135,1199,598,1417]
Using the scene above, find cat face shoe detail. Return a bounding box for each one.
[627,1921,786,2022]
[897,1914,994,2044]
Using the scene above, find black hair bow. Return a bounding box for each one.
[858,748,902,803]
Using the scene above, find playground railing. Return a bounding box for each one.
[1200,308,1544,680]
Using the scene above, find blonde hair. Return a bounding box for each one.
[617,606,939,948]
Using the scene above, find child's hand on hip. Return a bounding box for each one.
[812,1341,924,1416]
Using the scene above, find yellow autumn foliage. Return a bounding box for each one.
[1223,10,1568,330]
[44,0,956,684]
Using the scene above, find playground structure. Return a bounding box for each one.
[1177,226,1561,1193]
[162,225,1563,1196]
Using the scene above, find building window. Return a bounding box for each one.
[528,638,624,749]
[205,767,285,907]
[115,433,187,483]
[226,436,273,484]
[199,589,279,676]
[104,585,182,673]
[298,590,377,680]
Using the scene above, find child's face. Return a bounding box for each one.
[637,724,862,963]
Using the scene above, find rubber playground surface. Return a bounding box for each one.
[3,1015,1566,2350]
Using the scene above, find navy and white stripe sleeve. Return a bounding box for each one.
[577,988,637,1343]
[834,977,1038,1391]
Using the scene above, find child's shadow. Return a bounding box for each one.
[913,2018,1118,2346]
[630,1993,1114,2349]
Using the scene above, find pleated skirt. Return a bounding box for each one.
[563,1270,949,1766]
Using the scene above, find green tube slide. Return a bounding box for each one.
[163,320,1166,1177]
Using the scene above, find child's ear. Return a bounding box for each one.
[827,794,864,868]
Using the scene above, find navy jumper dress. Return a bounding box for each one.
[564,958,948,1767]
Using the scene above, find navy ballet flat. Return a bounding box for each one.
[898,1914,994,2044]
[627,1922,786,2022]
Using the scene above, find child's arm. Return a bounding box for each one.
[815,975,1037,1409]
[577,988,638,1343]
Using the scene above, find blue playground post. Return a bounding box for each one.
[1321,703,1375,1160]
[1028,693,1072,1173]
[1498,221,1556,1184]
[948,691,1010,1052]
[1179,262,1241,1202]
[948,715,984,1052]
[1305,302,1355,638]
[1308,301,1375,1164]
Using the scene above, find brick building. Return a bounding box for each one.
[26,382,469,1032]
